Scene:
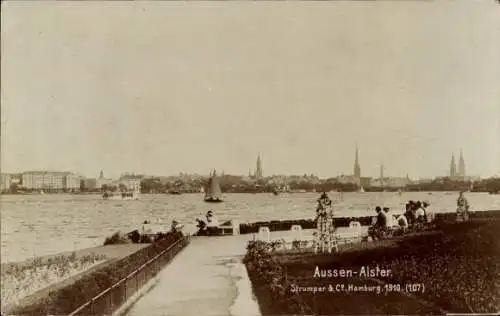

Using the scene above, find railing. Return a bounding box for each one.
[68,236,190,316]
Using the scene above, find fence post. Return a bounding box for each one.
[90,298,94,315]
[135,272,139,297]
[107,289,112,314]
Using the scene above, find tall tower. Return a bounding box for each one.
[458,150,465,177]
[353,146,361,179]
[99,170,104,179]
[450,154,457,178]
[380,164,384,188]
[255,153,263,179]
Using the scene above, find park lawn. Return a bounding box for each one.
[246,219,500,315]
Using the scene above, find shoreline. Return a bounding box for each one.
[2,190,499,195]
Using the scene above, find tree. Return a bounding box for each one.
[9,183,19,193]
[80,180,87,192]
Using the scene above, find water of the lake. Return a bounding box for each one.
[1,192,499,263]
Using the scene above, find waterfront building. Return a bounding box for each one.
[119,173,143,191]
[84,178,97,190]
[337,174,360,184]
[64,174,81,191]
[96,170,114,189]
[1,173,12,192]
[21,171,81,192]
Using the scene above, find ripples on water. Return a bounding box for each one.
[1,192,499,263]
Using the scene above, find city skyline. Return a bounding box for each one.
[1,1,499,179]
[0,147,485,181]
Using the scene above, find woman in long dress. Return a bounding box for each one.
[456,191,470,222]
[314,192,337,253]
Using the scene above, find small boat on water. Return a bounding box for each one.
[103,190,139,200]
[204,169,223,203]
[103,182,140,200]
[272,181,290,196]
[168,190,182,195]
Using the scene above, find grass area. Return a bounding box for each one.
[244,219,500,315]
[1,252,107,312]
[7,231,185,316]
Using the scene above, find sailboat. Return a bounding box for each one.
[204,169,223,203]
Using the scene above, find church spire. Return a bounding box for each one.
[458,149,465,177]
[353,146,361,179]
[450,154,457,178]
[255,153,263,179]
[380,164,384,188]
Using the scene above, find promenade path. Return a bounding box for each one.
[125,227,366,316]
[125,234,260,316]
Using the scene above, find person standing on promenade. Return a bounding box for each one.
[422,201,434,223]
[314,192,337,253]
[456,191,470,222]
[415,201,426,225]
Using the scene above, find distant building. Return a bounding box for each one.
[119,173,143,191]
[337,175,359,184]
[119,178,141,191]
[1,173,12,192]
[64,173,81,191]
[21,171,81,191]
[417,178,433,184]
[96,170,113,189]
[84,178,97,190]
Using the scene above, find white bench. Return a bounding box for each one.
[219,220,239,236]
[258,226,270,242]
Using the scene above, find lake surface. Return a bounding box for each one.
[1,192,499,263]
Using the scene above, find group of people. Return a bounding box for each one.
[368,201,432,241]
[368,191,471,241]
[196,210,220,235]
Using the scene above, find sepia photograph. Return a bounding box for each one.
[1,0,499,315]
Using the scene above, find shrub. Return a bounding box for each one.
[103,231,132,245]
[243,240,313,315]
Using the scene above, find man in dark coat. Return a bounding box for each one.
[368,206,387,240]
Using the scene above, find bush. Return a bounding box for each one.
[103,232,132,245]
[243,240,313,315]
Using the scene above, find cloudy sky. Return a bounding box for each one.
[1,0,499,179]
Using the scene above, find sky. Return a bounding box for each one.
[1,0,499,179]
